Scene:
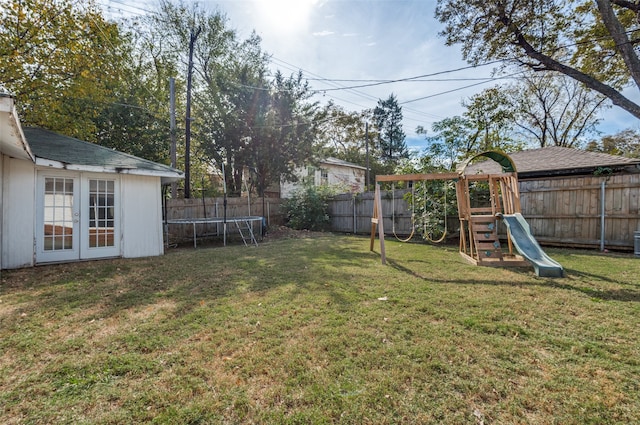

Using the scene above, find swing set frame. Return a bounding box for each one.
[370,152,530,268]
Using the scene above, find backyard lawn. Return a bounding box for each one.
[1,233,639,424]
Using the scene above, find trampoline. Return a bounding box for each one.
[165,216,264,248]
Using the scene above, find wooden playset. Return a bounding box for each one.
[370,151,530,268]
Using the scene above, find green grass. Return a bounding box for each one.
[1,234,639,424]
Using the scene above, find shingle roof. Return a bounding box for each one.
[463,146,640,177]
[24,127,183,181]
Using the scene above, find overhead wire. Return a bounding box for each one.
[89,0,638,134]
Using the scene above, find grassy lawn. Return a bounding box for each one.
[1,233,639,424]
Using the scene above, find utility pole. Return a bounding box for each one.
[184,26,201,199]
[169,77,177,198]
[365,121,370,191]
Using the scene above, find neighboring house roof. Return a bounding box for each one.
[0,93,34,161]
[24,127,183,183]
[320,157,366,170]
[464,146,640,178]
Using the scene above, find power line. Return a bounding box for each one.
[307,61,505,92]
[399,72,524,105]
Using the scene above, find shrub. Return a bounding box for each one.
[283,184,336,231]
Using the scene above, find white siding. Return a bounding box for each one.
[281,163,365,198]
[326,164,365,192]
[2,157,35,268]
[0,153,3,268]
[121,174,164,258]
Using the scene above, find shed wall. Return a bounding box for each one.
[2,156,35,268]
[0,153,3,268]
[121,174,164,258]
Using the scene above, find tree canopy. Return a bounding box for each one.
[586,129,640,158]
[0,0,129,140]
[435,0,640,121]
[0,0,326,198]
[145,1,323,197]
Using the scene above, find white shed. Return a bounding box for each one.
[0,94,183,269]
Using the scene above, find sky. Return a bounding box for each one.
[101,0,638,151]
[213,0,498,151]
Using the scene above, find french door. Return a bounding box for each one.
[36,171,120,263]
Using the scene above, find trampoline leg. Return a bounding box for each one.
[193,223,197,248]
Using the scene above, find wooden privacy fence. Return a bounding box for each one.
[165,196,284,242]
[519,174,640,250]
[329,172,640,250]
[329,190,418,236]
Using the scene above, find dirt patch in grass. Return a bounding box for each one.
[263,225,325,240]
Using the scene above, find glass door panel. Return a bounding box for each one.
[37,174,80,263]
[81,176,120,259]
[89,179,115,248]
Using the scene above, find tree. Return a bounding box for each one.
[319,102,370,159]
[149,2,321,198]
[586,129,640,158]
[0,0,129,140]
[249,70,321,198]
[418,87,521,169]
[148,0,257,196]
[373,94,408,164]
[92,18,183,164]
[507,72,608,148]
[435,0,640,120]
[317,103,391,186]
[461,87,517,151]
[417,117,475,170]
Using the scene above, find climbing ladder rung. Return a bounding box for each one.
[234,219,258,247]
[469,215,503,262]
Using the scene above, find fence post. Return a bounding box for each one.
[353,195,357,234]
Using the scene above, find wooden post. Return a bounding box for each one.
[370,184,386,264]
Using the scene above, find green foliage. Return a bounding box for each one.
[435,0,640,119]
[419,87,523,168]
[318,103,395,189]
[283,183,336,231]
[396,159,457,242]
[373,93,408,165]
[586,129,640,158]
[0,0,129,140]
[151,1,322,197]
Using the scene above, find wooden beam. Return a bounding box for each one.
[369,184,386,264]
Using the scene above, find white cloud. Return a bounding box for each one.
[313,30,335,36]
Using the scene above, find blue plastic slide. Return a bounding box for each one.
[498,213,564,278]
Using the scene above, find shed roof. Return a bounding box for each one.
[0,94,33,161]
[24,127,183,183]
[463,146,640,178]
